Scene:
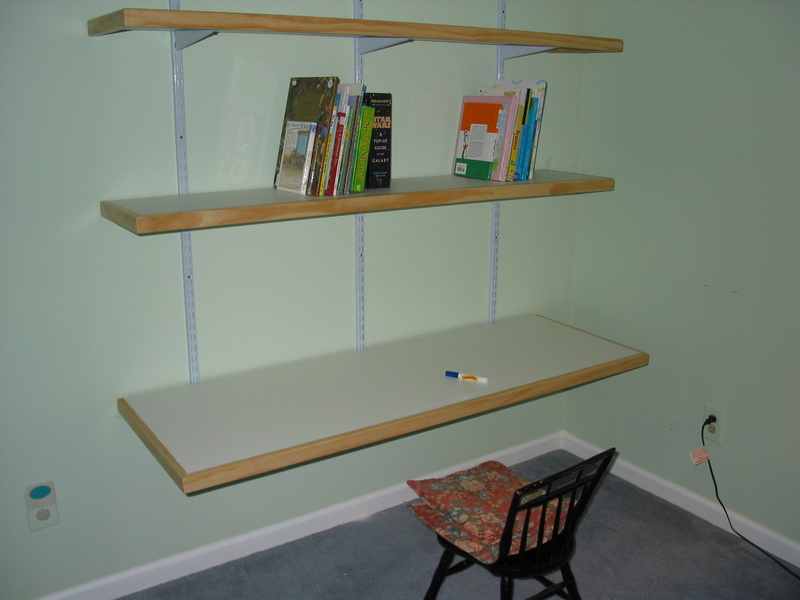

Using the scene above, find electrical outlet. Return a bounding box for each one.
[703,405,722,443]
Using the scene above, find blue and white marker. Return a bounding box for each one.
[445,370,488,383]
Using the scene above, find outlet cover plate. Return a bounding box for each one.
[25,482,59,531]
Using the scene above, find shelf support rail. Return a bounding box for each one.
[171,0,200,384]
[490,0,553,323]
[496,0,508,81]
[355,214,366,351]
[352,0,410,350]
[488,201,500,324]
[351,0,410,350]
[354,0,367,351]
[488,0,509,324]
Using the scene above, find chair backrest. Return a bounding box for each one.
[496,448,616,570]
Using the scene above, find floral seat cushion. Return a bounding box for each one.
[407,460,568,564]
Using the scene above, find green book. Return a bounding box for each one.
[350,105,375,193]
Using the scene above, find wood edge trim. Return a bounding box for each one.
[87,9,622,53]
[101,200,142,234]
[87,9,127,36]
[118,397,189,490]
[180,352,647,493]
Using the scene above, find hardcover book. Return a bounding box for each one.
[273,76,339,196]
[453,95,518,181]
[363,92,392,189]
[275,121,317,194]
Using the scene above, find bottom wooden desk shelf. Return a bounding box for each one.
[118,314,648,493]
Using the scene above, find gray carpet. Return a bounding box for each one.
[119,450,800,599]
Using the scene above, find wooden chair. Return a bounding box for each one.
[407,448,615,600]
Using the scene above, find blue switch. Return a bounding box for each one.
[29,485,52,500]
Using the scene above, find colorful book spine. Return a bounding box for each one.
[527,80,548,179]
[506,102,524,181]
[317,88,344,195]
[319,82,369,195]
[479,87,526,181]
[338,85,365,194]
[364,93,392,189]
[324,112,348,196]
[516,93,535,180]
[482,79,548,181]
[509,87,533,181]
[350,105,375,193]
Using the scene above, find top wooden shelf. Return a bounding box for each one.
[87,8,623,53]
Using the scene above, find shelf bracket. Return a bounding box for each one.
[498,44,555,61]
[173,29,217,51]
[356,36,411,55]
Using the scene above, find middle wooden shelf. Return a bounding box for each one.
[101,169,614,234]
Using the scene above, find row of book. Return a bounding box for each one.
[453,79,548,182]
[274,76,391,196]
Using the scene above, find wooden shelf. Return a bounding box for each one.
[96,8,637,496]
[88,8,623,53]
[117,314,648,493]
[101,170,614,235]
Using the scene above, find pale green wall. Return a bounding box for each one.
[0,2,582,599]
[567,0,800,542]
[5,1,797,599]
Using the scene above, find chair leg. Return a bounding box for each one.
[500,575,514,600]
[560,563,581,600]
[424,545,456,600]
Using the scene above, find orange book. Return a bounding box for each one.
[453,95,518,181]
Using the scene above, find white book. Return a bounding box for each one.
[276,121,317,194]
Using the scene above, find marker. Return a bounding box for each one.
[445,370,488,384]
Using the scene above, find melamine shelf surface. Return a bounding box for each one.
[101,170,615,235]
[118,314,648,493]
[88,8,623,53]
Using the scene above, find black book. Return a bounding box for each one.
[363,92,392,188]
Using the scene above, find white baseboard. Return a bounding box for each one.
[40,431,797,600]
[560,432,800,569]
[39,433,562,600]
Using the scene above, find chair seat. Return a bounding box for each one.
[408,449,616,600]
[408,500,501,564]
[407,461,567,565]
